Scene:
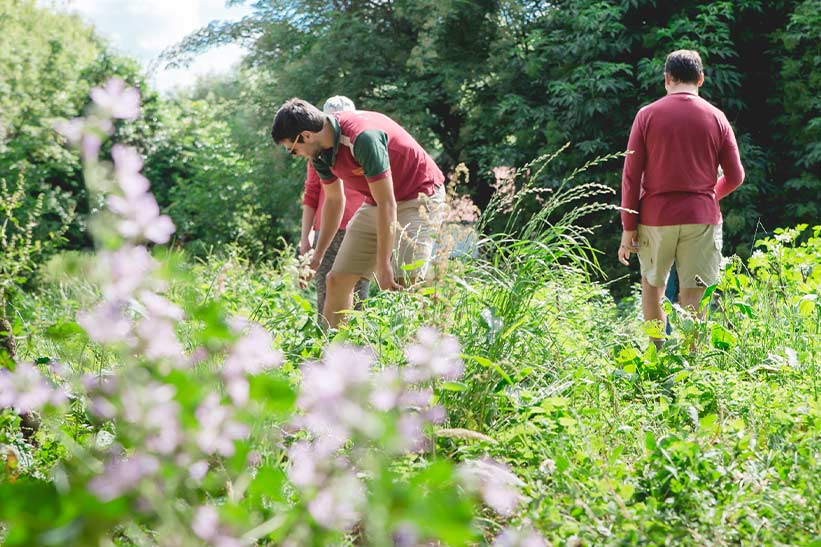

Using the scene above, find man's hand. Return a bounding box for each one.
[618,230,639,266]
[376,263,401,291]
[298,251,320,288]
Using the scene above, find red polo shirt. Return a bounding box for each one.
[311,111,444,206]
[302,164,366,230]
[620,93,745,231]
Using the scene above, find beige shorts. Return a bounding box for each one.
[637,223,723,289]
[332,185,445,281]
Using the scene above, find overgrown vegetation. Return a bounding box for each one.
[1,80,820,545]
[1,1,820,545]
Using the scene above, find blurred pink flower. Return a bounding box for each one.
[120,382,182,455]
[98,246,157,301]
[493,527,548,547]
[111,145,149,197]
[82,133,102,162]
[195,393,250,457]
[369,366,401,411]
[54,117,85,144]
[192,505,219,541]
[224,323,283,378]
[287,441,325,488]
[307,471,365,530]
[88,453,159,501]
[404,327,464,382]
[78,302,133,344]
[90,78,141,120]
[459,458,525,517]
[138,290,184,321]
[136,317,183,361]
[397,413,426,452]
[192,505,242,547]
[110,193,175,244]
[0,362,66,414]
[189,460,209,482]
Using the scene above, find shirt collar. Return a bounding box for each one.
[317,114,341,168]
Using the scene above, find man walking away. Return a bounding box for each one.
[618,49,745,347]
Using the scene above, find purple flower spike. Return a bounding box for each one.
[111,145,149,197]
[90,78,141,120]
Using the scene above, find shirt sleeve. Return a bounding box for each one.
[352,129,391,182]
[715,115,745,200]
[620,111,646,231]
[302,163,321,208]
[311,158,337,183]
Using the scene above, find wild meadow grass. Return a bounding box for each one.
[2,81,820,546]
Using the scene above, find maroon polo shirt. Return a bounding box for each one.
[311,111,444,206]
[620,93,745,231]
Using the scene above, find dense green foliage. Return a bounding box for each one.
[2,182,820,544]
[171,0,821,278]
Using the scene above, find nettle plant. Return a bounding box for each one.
[0,80,546,546]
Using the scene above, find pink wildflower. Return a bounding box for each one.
[138,290,184,321]
[136,317,184,362]
[120,382,182,455]
[459,458,525,517]
[90,78,141,120]
[195,393,250,457]
[54,118,85,144]
[307,471,366,530]
[0,362,66,414]
[404,327,464,382]
[192,505,242,547]
[224,323,283,377]
[493,527,548,547]
[98,246,157,301]
[111,145,149,197]
[287,441,326,488]
[78,301,133,345]
[88,453,159,501]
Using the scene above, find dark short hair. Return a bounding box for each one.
[664,50,703,84]
[270,98,325,143]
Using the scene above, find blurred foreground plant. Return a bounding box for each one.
[0,79,544,547]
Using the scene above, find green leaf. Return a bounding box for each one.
[798,294,818,317]
[468,355,513,385]
[710,323,737,350]
[644,431,657,452]
[44,321,87,342]
[247,465,286,504]
[699,284,719,312]
[249,374,296,415]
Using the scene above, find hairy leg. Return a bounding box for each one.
[641,276,667,348]
[679,287,707,319]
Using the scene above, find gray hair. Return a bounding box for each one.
[322,95,356,113]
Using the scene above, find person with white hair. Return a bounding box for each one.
[298,96,369,324]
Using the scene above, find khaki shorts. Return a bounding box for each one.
[637,223,723,289]
[332,185,445,281]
